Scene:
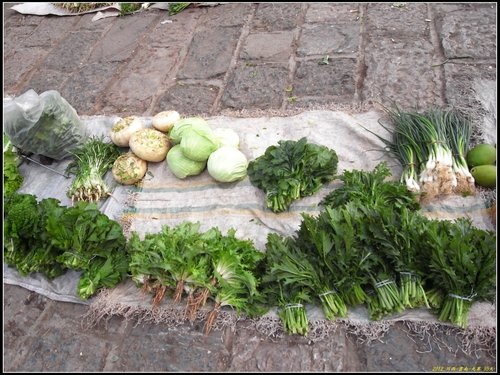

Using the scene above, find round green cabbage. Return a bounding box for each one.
[180,128,220,162]
[169,117,211,144]
[166,145,206,179]
[213,128,240,148]
[207,146,248,182]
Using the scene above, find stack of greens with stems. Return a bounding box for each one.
[247,137,338,212]
[329,203,405,320]
[368,206,431,310]
[66,136,121,203]
[128,222,209,308]
[297,205,373,309]
[319,161,420,211]
[261,233,312,335]
[263,230,347,331]
[421,217,496,328]
[127,222,265,335]
[319,163,427,311]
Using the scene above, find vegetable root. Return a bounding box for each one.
[203,303,221,336]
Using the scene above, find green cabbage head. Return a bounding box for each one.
[166,145,207,179]
[169,117,211,144]
[207,146,248,182]
[180,128,220,162]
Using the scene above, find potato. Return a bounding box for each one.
[129,128,170,162]
[112,152,148,185]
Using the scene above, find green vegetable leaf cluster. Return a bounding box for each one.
[3,133,24,197]
[4,193,66,279]
[422,218,496,327]
[320,161,420,211]
[259,163,496,330]
[4,192,129,298]
[127,222,265,334]
[247,137,338,212]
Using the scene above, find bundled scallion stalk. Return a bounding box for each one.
[436,109,475,195]
[66,136,121,203]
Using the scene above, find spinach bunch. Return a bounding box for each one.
[47,201,129,299]
[247,137,338,212]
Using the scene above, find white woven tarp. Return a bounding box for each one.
[3,110,496,329]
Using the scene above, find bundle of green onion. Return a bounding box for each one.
[370,105,476,201]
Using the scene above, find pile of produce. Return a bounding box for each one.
[3,102,496,336]
[167,117,248,182]
[4,192,129,299]
[247,137,338,212]
[260,163,496,332]
[108,112,249,184]
[127,222,265,335]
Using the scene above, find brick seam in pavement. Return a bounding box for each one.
[144,10,206,116]
[354,3,368,104]
[427,3,447,107]
[281,3,308,111]
[211,3,258,115]
[95,11,166,115]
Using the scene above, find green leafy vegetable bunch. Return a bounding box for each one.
[3,133,24,197]
[127,222,265,334]
[247,137,338,212]
[4,192,129,299]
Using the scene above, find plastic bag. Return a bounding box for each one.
[3,89,86,160]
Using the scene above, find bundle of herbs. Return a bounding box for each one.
[371,207,431,310]
[261,233,312,335]
[318,164,421,313]
[263,231,347,333]
[421,217,496,328]
[247,137,338,212]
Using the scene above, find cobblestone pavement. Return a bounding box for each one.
[3,2,497,372]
